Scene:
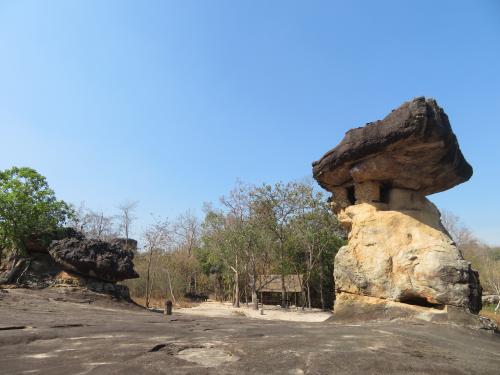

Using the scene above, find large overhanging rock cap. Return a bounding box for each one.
[312,97,473,195]
[49,238,139,283]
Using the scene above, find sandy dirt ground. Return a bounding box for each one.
[175,301,332,322]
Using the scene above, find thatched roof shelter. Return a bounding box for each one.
[257,275,303,293]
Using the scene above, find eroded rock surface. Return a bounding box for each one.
[313,97,482,319]
[312,97,472,195]
[334,190,481,312]
[49,237,139,283]
[0,231,139,300]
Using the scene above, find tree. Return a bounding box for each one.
[0,167,73,262]
[143,217,171,307]
[442,210,500,314]
[290,200,344,309]
[251,181,312,308]
[125,179,345,310]
[441,210,476,249]
[482,252,500,314]
[118,201,138,247]
[220,181,252,308]
[69,202,117,240]
[172,210,200,258]
[199,206,228,302]
[172,211,200,292]
[86,210,117,240]
[199,206,241,306]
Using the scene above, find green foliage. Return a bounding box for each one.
[0,167,73,258]
[482,303,498,313]
[122,180,346,309]
[195,180,346,308]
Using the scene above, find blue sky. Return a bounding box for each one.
[0,1,499,244]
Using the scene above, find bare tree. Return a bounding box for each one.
[441,211,500,314]
[221,181,251,308]
[118,201,138,246]
[441,210,476,248]
[481,252,500,314]
[251,182,312,308]
[143,217,170,308]
[68,202,91,233]
[68,203,117,240]
[172,211,200,293]
[172,211,200,257]
[86,210,117,240]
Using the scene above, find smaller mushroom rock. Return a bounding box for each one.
[49,238,139,283]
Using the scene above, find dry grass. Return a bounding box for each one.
[232,310,246,317]
[132,296,199,309]
[176,300,200,308]
[480,310,500,325]
[479,303,500,325]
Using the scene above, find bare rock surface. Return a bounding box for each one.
[49,237,139,283]
[1,288,500,374]
[312,97,472,195]
[334,195,482,312]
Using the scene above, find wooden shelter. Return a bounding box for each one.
[257,274,303,307]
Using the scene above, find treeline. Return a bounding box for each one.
[3,166,496,313]
[69,201,138,243]
[441,211,500,312]
[123,180,346,310]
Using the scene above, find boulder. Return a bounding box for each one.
[333,294,496,332]
[25,228,84,254]
[49,238,139,283]
[110,238,138,252]
[312,97,472,195]
[53,271,132,300]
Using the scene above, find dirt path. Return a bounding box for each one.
[176,301,332,322]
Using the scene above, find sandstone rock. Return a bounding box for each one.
[313,97,482,318]
[49,238,139,283]
[312,97,472,195]
[334,193,481,313]
[24,228,84,254]
[333,293,497,332]
[53,271,132,300]
[110,238,138,252]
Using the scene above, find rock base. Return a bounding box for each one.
[333,293,497,332]
[334,194,482,313]
[53,271,132,300]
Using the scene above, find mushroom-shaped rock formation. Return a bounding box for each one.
[313,97,482,318]
[49,238,139,283]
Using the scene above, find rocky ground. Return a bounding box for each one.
[1,288,500,375]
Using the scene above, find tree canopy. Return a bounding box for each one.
[0,167,73,259]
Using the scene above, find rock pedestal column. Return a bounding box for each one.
[333,187,481,313]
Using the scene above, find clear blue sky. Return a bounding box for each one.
[0,1,499,244]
